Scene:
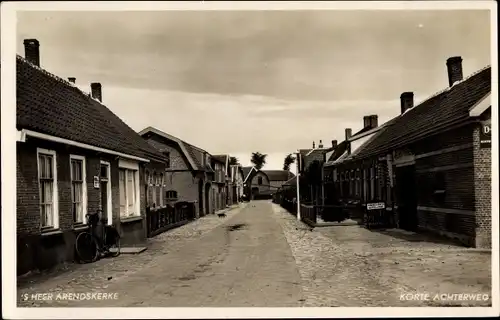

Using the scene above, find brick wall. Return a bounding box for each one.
[16,138,151,274]
[473,112,492,248]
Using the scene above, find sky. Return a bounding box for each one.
[16,10,491,173]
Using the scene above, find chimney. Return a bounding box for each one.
[318,140,323,148]
[446,56,463,87]
[23,39,40,67]
[331,140,338,148]
[345,128,352,140]
[68,77,76,84]
[400,92,414,114]
[90,83,102,102]
[363,116,371,129]
[370,115,378,128]
[312,141,315,149]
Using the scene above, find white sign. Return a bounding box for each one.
[93,176,100,189]
[367,202,385,210]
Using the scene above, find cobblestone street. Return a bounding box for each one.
[271,203,492,307]
[17,201,491,308]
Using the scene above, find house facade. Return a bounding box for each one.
[139,127,219,217]
[211,155,229,212]
[230,165,245,203]
[328,57,492,248]
[16,39,169,275]
[242,167,271,199]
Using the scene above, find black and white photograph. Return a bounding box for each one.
[1,1,498,318]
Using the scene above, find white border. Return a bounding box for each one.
[2,1,498,319]
[36,148,59,229]
[100,160,113,225]
[69,154,88,224]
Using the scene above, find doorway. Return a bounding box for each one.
[100,162,112,225]
[205,183,211,215]
[198,180,204,217]
[395,165,418,231]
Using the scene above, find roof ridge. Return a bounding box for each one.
[404,64,492,117]
[17,55,166,161]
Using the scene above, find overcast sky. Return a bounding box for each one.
[16,10,491,172]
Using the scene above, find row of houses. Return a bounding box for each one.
[283,56,493,249]
[14,39,247,275]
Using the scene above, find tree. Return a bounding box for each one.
[283,153,296,171]
[229,156,239,166]
[250,152,267,170]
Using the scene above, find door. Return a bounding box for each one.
[395,165,418,231]
[100,162,111,225]
[198,180,204,217]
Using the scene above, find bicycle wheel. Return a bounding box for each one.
[109,236,121,257]
[75,231,99,263]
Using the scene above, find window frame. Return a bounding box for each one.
[37,148,59,230]
[69,154,87,224]
[258,176,263,185]
[118,160,141,219]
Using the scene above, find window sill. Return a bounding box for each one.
[73,224,89,231]
[41,228,63,236]
[120,216,143,224]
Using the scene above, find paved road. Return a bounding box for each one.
[19,201,304,307]
[17,201,491,308]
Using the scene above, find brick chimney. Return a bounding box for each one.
[90,83,102,102]
[312,141,315,148]
[331,140,338,148]
[318,140,323,148]
[446,56,463,87]
[369,115,378,128]
[23,39,40,67]
[68,77,76,84]
[400,92,414,114]
[345,128,352,140]
[363,116,371,129]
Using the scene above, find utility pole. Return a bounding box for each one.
[296,151,301,221]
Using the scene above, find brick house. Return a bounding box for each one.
[15,39,169,275]
[138,127,221,217]
[296,140,335,205]
[330,57,492,248]
[211,155,229,211]
[230,165,245,203]
[242,166,293,199]
[263,170,296,194]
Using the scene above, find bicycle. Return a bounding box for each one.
[75,210,121,263]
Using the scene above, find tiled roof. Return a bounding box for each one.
[262,170,295,181]
[354,66,491,160]
[324,140,348,166]
[16,56,166,162]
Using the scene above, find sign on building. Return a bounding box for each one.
[480,120,491,148]
[93,176,100,189]
[367,202,386,210]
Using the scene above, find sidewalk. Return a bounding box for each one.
[17,202,248,307]
[271,203,492,307]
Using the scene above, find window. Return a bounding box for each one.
[119,168,139,218]
[70,155,86,224]
[258,176,263,185]
[37,149,58,229]
[163,152,170,168]
[166,190,178,200]
[355,169,360,197]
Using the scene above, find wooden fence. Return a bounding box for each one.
[146,201,196,238]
